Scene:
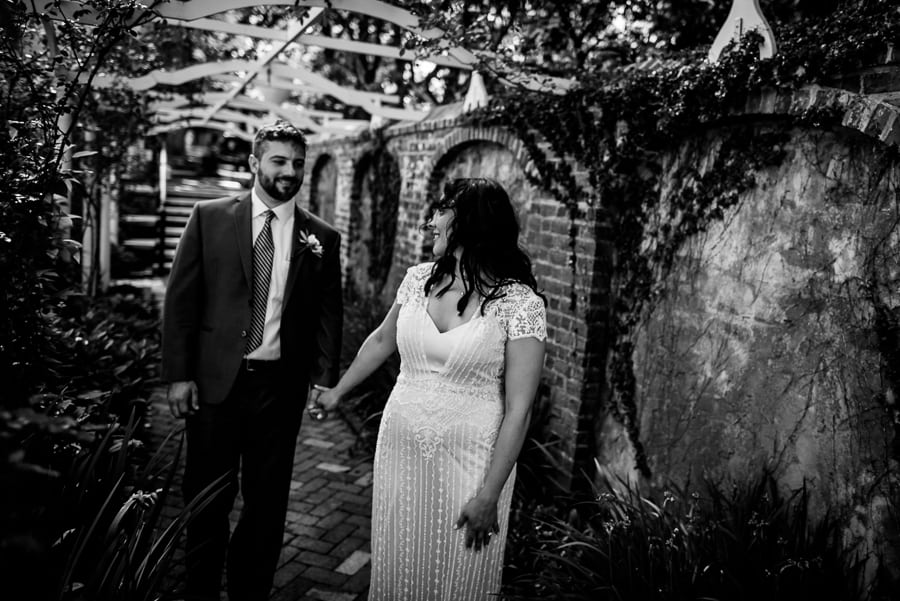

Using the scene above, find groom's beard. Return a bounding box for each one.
[258,172,301,201]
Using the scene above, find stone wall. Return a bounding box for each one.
[627,129,898,500]
[595,88,900,583]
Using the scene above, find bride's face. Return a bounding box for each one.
[429,206,455,257]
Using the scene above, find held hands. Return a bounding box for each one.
[317,387,341,411]
[455,494,500,552]
[168,381,198,418]
[306,385,340,420]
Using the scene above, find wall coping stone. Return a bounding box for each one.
[736,84,900,148]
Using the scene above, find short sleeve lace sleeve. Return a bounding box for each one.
[395,262,433,306]
[507,288,547,341]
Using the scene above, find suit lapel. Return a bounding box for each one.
[283,205,311,308]
[234,193,253,286]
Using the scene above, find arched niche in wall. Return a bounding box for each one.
[347,147,401,302]
[423,140,535,261]
[309,153,337,224]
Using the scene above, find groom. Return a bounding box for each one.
[162,120,342,601]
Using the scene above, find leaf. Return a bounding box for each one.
[61,239,83,250]
[72,150,98,159]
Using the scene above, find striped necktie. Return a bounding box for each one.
[246,210,275,353]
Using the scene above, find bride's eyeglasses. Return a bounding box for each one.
[421,196,455,230]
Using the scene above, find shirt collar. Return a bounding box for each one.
[250,189,295,222]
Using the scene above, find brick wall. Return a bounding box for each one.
[299,80,900,501]
[301,115,604,486]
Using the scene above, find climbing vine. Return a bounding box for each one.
[464,0,900,477]
[348,129,402,291]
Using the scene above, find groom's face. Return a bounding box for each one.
[249,140,306,203]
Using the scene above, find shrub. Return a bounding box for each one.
[1,287,166,600]
[2,412,225,601]
[503,469,881,601]
[338,285,399,456]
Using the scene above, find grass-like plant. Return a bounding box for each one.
[503,467,880,601]
[3,411,227,601]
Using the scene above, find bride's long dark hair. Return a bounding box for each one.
[424,178,545,315]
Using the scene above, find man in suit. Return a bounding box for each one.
[162,120,342,601]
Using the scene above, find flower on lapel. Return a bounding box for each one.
[298,230,324,258]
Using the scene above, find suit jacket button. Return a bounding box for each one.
[241,330,247,337]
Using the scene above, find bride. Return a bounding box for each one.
[314,177,546,600]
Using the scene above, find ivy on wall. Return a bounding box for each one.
[466,0,900,477]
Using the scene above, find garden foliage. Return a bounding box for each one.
[503,470,881,601]
[0,2,201,598]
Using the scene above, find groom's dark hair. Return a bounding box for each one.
[252,120,307,158]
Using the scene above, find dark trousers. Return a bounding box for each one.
[182,368,304,601]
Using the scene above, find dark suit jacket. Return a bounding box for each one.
[161,193,343,405]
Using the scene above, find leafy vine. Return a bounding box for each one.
[464,0,900,478]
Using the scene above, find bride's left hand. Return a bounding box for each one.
[455,494,499,552]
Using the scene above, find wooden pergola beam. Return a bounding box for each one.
[147,119,255,141]
[163,18,472,71]
[200,7,324,124]
[44,0,575,123]
[95,61,400,104]
[211,73,398,104]
[48,0,444,38]
[149,94,356,132]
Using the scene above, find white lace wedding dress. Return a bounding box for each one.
[369,262,547,601]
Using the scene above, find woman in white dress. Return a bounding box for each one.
[314,178,547,600]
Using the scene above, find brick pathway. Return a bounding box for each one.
[147,389,374,601]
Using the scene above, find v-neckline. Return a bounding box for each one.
[424,308,479,335]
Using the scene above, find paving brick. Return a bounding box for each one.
[352,472,373,487]
[330,535,366,560]
[301,476,329,493]
[297,549,342,570]
[286,509,309,523]
[342,568,371,594]
[309,496,343,515]
[303,566,349,588]
[316,510,350,530]
[329,481,363,494]
[288,535,334,554]
[272,557,307,588]
[303,437,336,449]
[306,589,357,601]
[270,576,315,601]
[286,522,326,539]
[287,500,315,514]
[335,550,371,575]
[338,502,370,517]
[335,491,371,506]
[322,522,357,544]
[294,512,321,526]
[317,462,351,473]
[278,545,302,568]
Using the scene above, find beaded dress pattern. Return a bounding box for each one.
[369,262,547,601]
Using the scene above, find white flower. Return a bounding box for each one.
[299,230,324,257]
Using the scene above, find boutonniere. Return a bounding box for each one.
[298,230,324,258]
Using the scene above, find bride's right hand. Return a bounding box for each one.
[317,387,341,411]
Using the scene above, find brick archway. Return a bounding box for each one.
[424,126,539,194]
[309,153,338,224]
[407,126,542,260]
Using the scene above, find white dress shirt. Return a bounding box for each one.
[245,191,295,360]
